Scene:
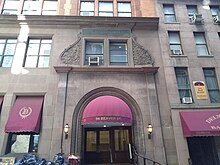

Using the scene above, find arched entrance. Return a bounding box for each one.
[82,96,133,165]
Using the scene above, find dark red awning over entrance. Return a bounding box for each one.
[82,96,132,125]
[180,111,220,137]
[5,96,44,133]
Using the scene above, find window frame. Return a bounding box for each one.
[193,32,209,56]
[98,1,113,16]
[80,1,95,16]
[5,133,39,154]
[2,0,20,15]
[168,31,183,55]
[0,38,17,67]
[42,0,58,15]
[175,67,193,103]
[187,5,198,20]
[163,4,176,23]
[203,68,220,103]
[84,40,104,66]
[23,38,52,68]
[109,41,128,66]
[22,0,40,15]
[117,2,131,17]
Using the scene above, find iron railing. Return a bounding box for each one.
[132,146,163,165]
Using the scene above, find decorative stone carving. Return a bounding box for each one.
[132,38,154,65]
[60,34,81,65]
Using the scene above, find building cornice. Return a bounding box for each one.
[0,15,159,29]
[54,66,159,74]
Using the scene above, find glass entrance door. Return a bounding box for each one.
[84,127,132,164]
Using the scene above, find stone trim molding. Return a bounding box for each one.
[60,33,81,65]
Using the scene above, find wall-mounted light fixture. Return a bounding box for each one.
[64,123,70,139]
[147,124,153,139]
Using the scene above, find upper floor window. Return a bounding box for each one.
[175,67,193,104]
[98,2,113,16]
[0,38,17,67]
[187,5,197,20]
[2,0,19,15]
[80,1,94,16]
[42,0,57,15]
[109,42,128,66]
[85,41,104,66]
[163,4,176,23]
[194,32,209,56]
[210,6,220,18]
[22,0,40,15]
[168,31,183,55]
[117,2,131,17]
[24,38,52,68]
[203,68,220,103]
[80,0,131,17]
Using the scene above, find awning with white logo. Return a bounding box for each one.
[5,96,44,133]
[180,111,220,137]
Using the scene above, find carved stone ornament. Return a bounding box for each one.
[60,33,81,65]
[132,38,154,65]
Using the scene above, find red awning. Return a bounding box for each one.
[82,96,132,126]
[180,111,220,137]
[5,96,44,133]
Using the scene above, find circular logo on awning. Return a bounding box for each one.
[19,107,32,119]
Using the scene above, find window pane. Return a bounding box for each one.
[5,44,16,55]
[99,12,113,16]
[86,131,96,151]
[99,131,109,151]
[3,0,19,10]
[110,43,128,65]
[99,2,113,12]
[203,68,220,103]
[194,33,206,44]
[11,135,30,153]
[43,0,57,11]
[33,135,39,152]
[23,0,40,15]
[80,11,94,16]
[169,32,180,43]
[196,45,208,56]
[2,56,13,67]
[80,2,94,11]
[25,56,38,67]
[86,42,103,54]
[175,68,192,102]
[40,44,51,55]
[164,15,176,22]
[210,6,219,16]
[38,56,49,67]
[187,5,197,15]
[118,3,131,12]
[163,5,175,14]
[27,44,40,55]
[0,44,5,55]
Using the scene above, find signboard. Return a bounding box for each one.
[0,157,15,165]
[193,81,208,100]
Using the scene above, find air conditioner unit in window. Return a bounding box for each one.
[213,15,220,23]
[89,57,99,66]
[172,49,182,55]
[191,14,203,23]
[182,97,193,104]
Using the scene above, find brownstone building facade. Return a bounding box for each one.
[0,0,220,165]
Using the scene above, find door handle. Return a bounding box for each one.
[128,143,133,159]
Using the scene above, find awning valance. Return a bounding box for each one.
[82,96,132,126]
[5,96,44,133]
[180,111,220,137]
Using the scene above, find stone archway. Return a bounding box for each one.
[70,87,146,161]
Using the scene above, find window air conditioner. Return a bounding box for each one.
[172,49,182,55]
[191,14,203,23]
[89,57,99,66]
[182,97,193,104]
[213,15,220,23]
